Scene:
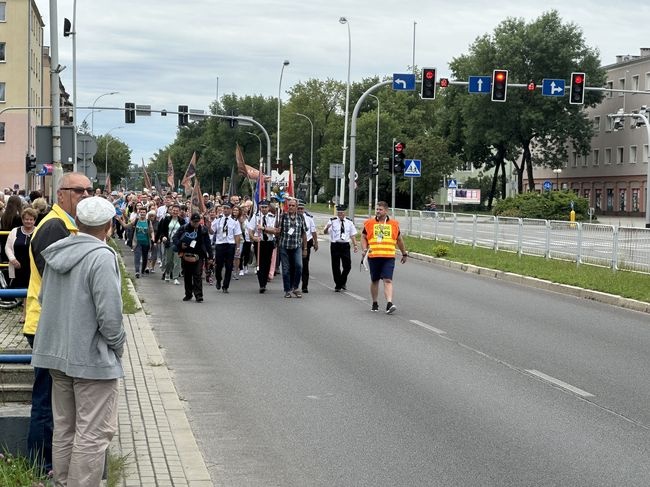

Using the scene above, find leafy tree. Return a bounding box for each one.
[96,134,131,184]
[445,10,605,207]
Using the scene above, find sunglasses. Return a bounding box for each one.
[60,187,93,194]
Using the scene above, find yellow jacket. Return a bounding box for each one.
[363,217,400,258]
[23,204,78,336]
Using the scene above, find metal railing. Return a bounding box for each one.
[391,210,650,273]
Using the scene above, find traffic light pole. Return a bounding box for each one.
[391,137,396,214]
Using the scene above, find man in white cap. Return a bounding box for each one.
[31,196,126,486]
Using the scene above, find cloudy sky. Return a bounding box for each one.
[35,0,647,170]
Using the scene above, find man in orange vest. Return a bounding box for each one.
[360,201,408,314]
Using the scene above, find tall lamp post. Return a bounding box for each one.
[339,16,351,207]
[552,168,562,190]
[294,113,314,204]
[368,94,380,211]
[104,126,124,187]
[276,60,290,172]
[91,91,119,135]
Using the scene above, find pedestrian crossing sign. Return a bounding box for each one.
[403,159,421,177]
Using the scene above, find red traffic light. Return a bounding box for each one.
[439,78,449,88]
[527,81,536,91]
[573,74,584,85]
[495,72,506,82]
[425,70,435,80]
[394,142,404,153]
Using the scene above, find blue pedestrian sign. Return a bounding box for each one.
[468,76,492,94]
[448,179,457,189]
[393,73,416,91]
[543,180,552,191]
[403,159,421,177]
[542,79,565,97]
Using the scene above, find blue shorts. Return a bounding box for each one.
[368,257,395,282]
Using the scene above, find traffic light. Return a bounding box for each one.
[63,18,72,37]
[569,72,585,105]
[178,105,189,126]
[124,102,136,124]
[439,78,449,88]
[527,80,537,92]
[25,154,37,172]
[491,69,508,102]
[393,141,406,172]
[382,157,391,171]
[421,67,436,100]
[372,159,379,176]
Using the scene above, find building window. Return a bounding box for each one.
[630,145,637,163]
[632,189,640,212]
[618,78,625,96]
[632,75,640,92]
[646,73,650,91]
[0,122,4,142]
[571,151,578,167]
[606,81,613,98]
[593,116,600,132]
[593,149,600,166]
[0,82,5,102]
[619,189,626,212]
[0,42,5,62]
[606,189,614,211]
[616,147,624,164]
[582,154,589,167]
[595,189,602,210]
[0,3,5,22]
[583,189,591,203]
[605,148,612,164]
[644,144,649,162]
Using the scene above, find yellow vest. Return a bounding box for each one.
[23,204,78,336]
[364,217,400,258]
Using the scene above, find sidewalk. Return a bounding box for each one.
[0,281,213,486]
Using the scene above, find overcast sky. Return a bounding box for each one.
[35,0,647,172]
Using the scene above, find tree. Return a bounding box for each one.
[445,11,606,207]
[97,134,131,183]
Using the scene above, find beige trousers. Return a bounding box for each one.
[50,369,119,487]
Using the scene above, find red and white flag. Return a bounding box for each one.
[167,155,175,188]
[181,151,197,194]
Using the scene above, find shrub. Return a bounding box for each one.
[493,191,590,221]
[433,245,449,257]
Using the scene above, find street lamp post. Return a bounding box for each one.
[91,91,119,135]
[368,94,380,211]
[294,113,314,204]
[339,16,351,207]
[104,126,124,187]
[276,60,290,172]
[552,168,562,190]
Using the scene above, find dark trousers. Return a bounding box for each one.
[256,240,275,289]
[330,242,352,289]
[181,258,203,299]
[240,241,252,270]
[214,243,235,289]
[280,246,303,293]
[301,239,314,291]
[26,333,53,473]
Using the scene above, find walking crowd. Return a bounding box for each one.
[0,174,408,486]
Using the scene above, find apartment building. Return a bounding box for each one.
[536,48,650,217]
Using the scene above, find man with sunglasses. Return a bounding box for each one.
[23,172,92,474]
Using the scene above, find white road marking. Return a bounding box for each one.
[346,291,366,301]
[526,369,594,397]
[409,320,447,335]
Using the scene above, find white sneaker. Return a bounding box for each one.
[174,279,180,285]
[165,277,170,282]
[243,267,248,275]
[238,270,244,276]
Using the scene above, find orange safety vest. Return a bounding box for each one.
[363,217,400,258]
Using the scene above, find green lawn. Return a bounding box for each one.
[404,236,650,303]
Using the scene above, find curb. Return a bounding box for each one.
[411,252,650,315]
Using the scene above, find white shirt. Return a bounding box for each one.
[247,212,276,242]
[211,215,242,244]
[301,212,317,242]
[327,217,357,243]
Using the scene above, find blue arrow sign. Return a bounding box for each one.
[403,159,421,177]
[448,179,457,189]
[543,180,552,191]
[542,79,565,97]
[468,76,492,94]
[393,73,416,91]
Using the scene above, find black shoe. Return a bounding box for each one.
[216,282,221,290]
[334,287,341,292]
[183,295,192,301]
[135,273,140,278]
[222,288,229,294]
[161,273,166,280]
[386,302,397,314]
[341,286,347,291]
[144,268,150,274]
[196,297,204,302]
[259,287,266,294]
[302,288,308,293]
[371,302,379,312]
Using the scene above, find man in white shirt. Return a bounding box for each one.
[211,203,241,293]
[297,201,318,293]
[247,200,276,294]
[324,205,358,292]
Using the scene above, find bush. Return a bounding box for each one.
[493,191,590,221]
[433,244,449,257]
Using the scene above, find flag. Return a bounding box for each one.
[105,173,111,193]
[167,155,175,188]
[142,158,153,191]
[181,151,197,193]
[283,159,295,212]
[154,171,163,195]
[235,144,268,180]
[191,178,207,214]
[254,159,266,206]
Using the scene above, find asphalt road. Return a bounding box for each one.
[132,239,650,486]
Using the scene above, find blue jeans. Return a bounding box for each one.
[280,246,302,293]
